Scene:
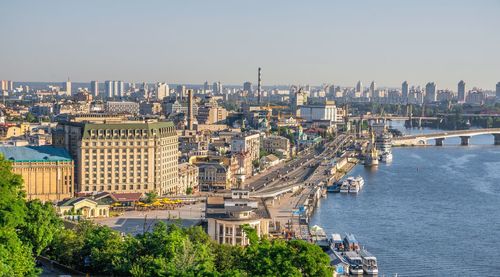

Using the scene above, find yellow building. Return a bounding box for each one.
[53,120,179,195]
[0,146,74,202]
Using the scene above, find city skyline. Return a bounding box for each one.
[1,0,499,89]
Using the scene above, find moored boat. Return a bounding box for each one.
[344,251,364,275]
[381,151,393,163]
[339,180,349,193]
[360,249,379,275]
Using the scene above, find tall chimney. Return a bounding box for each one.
[258,67,262,105]
[187,89,194,130]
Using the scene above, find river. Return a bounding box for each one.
[311,124,500,276]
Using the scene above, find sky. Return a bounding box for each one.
[1,0,499,89]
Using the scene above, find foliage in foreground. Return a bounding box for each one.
[0,156,333,276]
[45,221,333,276]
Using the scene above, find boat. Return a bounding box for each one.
[354,176,364,189]
[327,182,341,193]
[329,233,344,251]
[349,181,360,193]
[360,249,379,275]
[310,225,329,250]
[339,180,349,193]
[381,151,393,163]
[344,251,364,275]
[343,233,360,251]
[365,130,379,167]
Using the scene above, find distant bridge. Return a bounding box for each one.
[393,128,500,146]
[349,116,439,121]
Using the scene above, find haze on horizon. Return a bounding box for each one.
[0,0,499,90]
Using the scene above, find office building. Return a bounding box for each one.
[496,82,500,102]
[299,101,338,123]
[64,78,72,96]
[402,81,409,102]
[176,85,186,99]
[105,101,140,114]
[243,82,252,93]
[90,81,99,97]
[425,82,437,102]
[53,120,179,195]
[105,80,124,98]
[156,82,169,100]
[369,81,376,96]
[356,81,363,93]
[458,80,466,103]
[0,146,74,202]
[231,132,260,163]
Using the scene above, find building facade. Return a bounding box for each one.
[299,101,338,123]
[262,135,290,159]
[53,120,179,195]
[178,162,199,194]
[0,146,74,202]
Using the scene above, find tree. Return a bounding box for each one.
[144,191,158,204]
[19,200,62,256]
[186,187,193,195]
[25,112,37,123]
[0,157,39,276]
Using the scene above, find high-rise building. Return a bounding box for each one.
[213,81,221,94]
[458,80,466,103]
[402,81,409,102]
[496,82,500,102]
[425,82,437,102]
[53,120,179,195]
[156,82,168,100]
[104,80,124,98]
[356,81,363,93]
[0,80,8,92]
[369,81,376,97]
[176,85,186,99]
[203,81,210,93]
[243,82,252,93]
[64,78,72,96]
[90,80,99,97]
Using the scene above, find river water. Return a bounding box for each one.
[311,124,500,276]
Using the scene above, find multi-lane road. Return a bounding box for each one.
[247,134,354,195]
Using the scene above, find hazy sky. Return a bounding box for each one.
[1,0,499,89]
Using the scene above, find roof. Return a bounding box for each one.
[112,192,143,202]
[0,146,72,162]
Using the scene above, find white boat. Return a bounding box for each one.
[344,251,364,275]
[340,180,349,193]
[381,152,393,163]
[349,182,360,193]
[360,249,379,275]
[354,176,364,189]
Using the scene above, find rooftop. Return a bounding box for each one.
[0,146,72,162]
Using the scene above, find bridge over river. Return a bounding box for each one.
[393,128,500,146]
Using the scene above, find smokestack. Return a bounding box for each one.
[187,89,194,130]
[258,67,261,105]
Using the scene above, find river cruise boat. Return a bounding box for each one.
[343,233,360,251]
[310,225,329,250]
[344,251,364,275]
[360,249,379,275]
[381,151,393,163]
[349,182,360,193]
[329,233,344,251]
[353,176,364,189]
[340,180,350,193]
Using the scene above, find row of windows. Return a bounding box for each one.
[85,141,150,147]
[84,184,149,191]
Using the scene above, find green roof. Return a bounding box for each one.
[80,121,175,139]
[0,146,72,162]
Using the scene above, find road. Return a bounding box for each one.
[253,134,354,195]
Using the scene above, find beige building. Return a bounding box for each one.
[178,162,199,194]
[53,120,179,195]
[197,162,231,191]
[262,135,290,159]
[206,190,270,246]
[57,197,109,218]
[197,98,228,125]
[0,146,74,202]
[231,132,260,162]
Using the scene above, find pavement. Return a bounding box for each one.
[93,202,205,235]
